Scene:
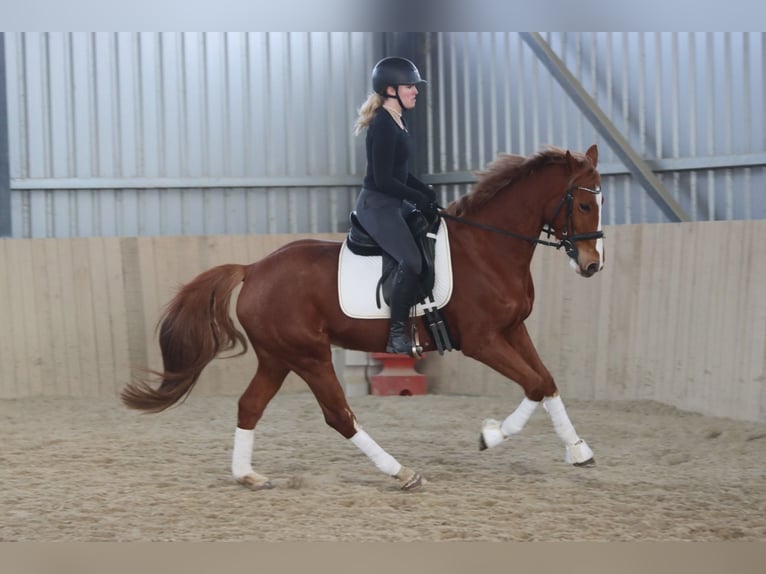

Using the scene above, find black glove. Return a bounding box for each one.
[418,201,441,219]
[425,184,437,203]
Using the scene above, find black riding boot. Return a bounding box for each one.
[386,265,421,356]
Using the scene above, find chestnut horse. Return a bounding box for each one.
[122,144,604,491]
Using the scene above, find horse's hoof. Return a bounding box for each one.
[573,457,596,468]
[236,473,273,490]
[401,472,424,490]
[396,466,425,491]
[565,439,594,466]
[479,419,506,450]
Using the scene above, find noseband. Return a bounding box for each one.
[437,184,604,259]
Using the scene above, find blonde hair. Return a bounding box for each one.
[353,92,384,136]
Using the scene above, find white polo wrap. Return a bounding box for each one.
[350,429,402,476]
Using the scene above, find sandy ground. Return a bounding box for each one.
[1,391,764,542]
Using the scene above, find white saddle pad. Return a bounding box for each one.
[338,222,453,319]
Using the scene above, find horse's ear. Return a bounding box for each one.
[585,144,599,167]
[565,150,580,174]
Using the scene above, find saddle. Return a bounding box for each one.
[345,210,455,354]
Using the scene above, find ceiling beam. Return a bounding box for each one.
[520,32,691,222]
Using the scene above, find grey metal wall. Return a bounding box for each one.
[5,32,381,237]
[419,32,765,224]
[4,32,765,238]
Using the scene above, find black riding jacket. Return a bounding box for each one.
[362,109,432,207]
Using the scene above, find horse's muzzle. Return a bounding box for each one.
[584,262,600,277]
[571,258,602,277]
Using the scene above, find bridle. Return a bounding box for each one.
[436,184,604,261]
[543,183,603,261]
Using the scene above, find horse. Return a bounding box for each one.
[121,144,605,491]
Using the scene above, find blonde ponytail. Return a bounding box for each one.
[353,92,384,136]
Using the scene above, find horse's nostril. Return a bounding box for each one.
[586,262,600,275]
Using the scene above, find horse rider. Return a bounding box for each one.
[352,56,438,356]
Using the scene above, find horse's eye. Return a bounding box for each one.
[579,203,591,213]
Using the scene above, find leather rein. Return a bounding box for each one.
[435,184,603,260]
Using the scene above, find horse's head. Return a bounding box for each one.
[546,144,605,278]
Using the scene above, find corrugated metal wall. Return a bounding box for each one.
[4,32,765,238]
[6,32,381,237]
[420,32,765,224]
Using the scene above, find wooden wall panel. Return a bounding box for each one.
[0,241,17,398]
[0,222,763,422]
[426,220,766,423]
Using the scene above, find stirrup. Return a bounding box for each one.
[385,339,423,358]
[410,320,424,358]
[386,315,423,358]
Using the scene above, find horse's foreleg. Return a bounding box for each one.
[506,325,595,466]
[468,331,545,450]
[472,325,595,465]
[480,393,594,466]
[479,396,539,450]
[543,394,595,466]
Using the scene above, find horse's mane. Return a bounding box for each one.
[449,146,582,217]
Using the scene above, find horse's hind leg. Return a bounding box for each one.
[293,358,423,490]
[232,355,290,490]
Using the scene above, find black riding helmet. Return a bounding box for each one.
[372,57,427,109]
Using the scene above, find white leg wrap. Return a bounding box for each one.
[232,427,255,478]
[543,395,594,464]
[350,429,402,477]
[481,397,539,449]
[543,395,579,444]
[501,397,539,436]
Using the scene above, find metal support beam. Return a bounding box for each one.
[423,153,766,186]
[11,175,363,191]
[0,33,11,236]
[520,32,691,222]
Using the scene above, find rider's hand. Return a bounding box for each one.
[420,201,441,219]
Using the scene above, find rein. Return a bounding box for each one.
[436,185,603,259]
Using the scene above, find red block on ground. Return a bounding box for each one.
[369,352,427,396]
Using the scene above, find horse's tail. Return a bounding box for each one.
[121,263,248,413]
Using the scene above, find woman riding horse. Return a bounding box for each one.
[353,57,439,357]
[121,144,604,491]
